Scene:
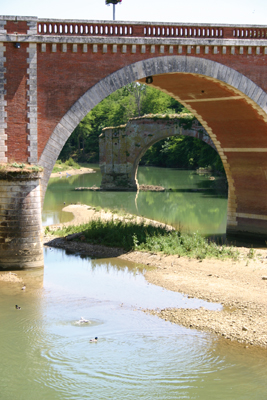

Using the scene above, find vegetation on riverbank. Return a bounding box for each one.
[59,83,225,174]
[45,218,239,260]
[52,158,81,173]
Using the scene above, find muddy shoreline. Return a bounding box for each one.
[43,204,267,348]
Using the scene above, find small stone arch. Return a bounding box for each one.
[99,115,217,190]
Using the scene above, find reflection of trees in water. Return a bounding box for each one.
[136,190,227,233]
[90,259,148,275]
[44,167,227,234]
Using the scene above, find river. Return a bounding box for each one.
[42,165,227,236]
[1,167,267,399]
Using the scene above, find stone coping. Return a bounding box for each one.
[1,34,267,47]
[101,113,195,131]
[0,164,43,180]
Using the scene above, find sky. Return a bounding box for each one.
[1,0,267,26]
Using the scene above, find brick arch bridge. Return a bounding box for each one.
[99,115,216,190]
[1,16,267,268]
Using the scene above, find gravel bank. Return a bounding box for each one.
[44,204,267,348]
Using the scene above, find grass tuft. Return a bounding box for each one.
[48,219,240,260]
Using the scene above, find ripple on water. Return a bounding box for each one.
[1,247,267,400]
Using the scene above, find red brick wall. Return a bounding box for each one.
[37,44,163,158]
[3,37,267,161]
[5,42,29,162]
[5,21,28,34]
[36,45,267,157]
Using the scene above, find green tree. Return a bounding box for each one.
[59,83,224,173]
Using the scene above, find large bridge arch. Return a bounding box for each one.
[39,55,267,237]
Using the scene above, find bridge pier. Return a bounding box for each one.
[225,155,267,241]
[0,169,44,270]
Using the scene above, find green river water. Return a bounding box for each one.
[42,165,227,236]
[1,166,267,399]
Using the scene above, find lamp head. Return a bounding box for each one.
[146,76,153,84]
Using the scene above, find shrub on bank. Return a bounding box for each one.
[52,159,81,173]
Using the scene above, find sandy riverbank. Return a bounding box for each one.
[50,167,95,178]
[45,204,174,231]
[43,204,267,348]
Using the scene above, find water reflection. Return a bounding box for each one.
[43,166,227,235]
[0,248,267,400]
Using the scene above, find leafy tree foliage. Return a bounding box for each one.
[59,83,224,173]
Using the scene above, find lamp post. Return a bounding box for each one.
[105,0,122,21]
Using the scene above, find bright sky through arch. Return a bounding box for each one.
[1,0,267,25]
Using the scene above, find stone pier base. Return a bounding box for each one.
[100,171,138,191]
[0,171,44,270]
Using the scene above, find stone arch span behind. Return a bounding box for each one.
[99,115,216,191]
[39,56,267,237]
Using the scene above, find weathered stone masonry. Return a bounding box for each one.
[2,16,267,268]
[99,115,216,190]
[0,170,43,269]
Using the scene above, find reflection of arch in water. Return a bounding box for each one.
[99,115,216,190]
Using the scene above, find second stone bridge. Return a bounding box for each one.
[99,114,215,190]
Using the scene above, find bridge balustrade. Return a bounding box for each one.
[37,22,133,36]
[37,21,267,40]
[143,26,223,38]
[233,28,267,38]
